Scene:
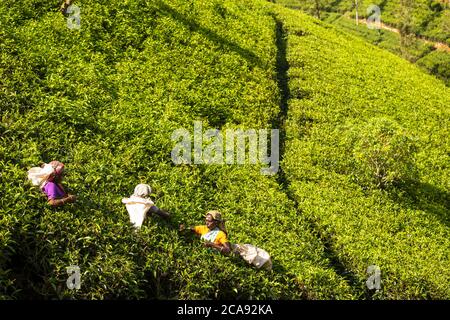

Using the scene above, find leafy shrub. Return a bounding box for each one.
[416,50,450,86]
[351,118,417,189]
[2,0,446,301]
[275,4,450,299]
[0,0,354,300]
[277,0,450,50]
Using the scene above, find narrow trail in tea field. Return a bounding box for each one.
[345,14,450,53]
[272,16,360,291]
[359,18,450,53]
[272,16,290,183]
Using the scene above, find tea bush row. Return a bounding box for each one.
[0,0,353,299]
[273,4,450,299]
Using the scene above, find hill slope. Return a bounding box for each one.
[0,0,353,299]
[276,0,450,44]
[0,0,448,300]
[273,3,450,299]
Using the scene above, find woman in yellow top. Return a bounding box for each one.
[179,211,231,255]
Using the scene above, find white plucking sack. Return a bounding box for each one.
[232,244,272,271]
[122,196,155,229]
[27,164,54,186]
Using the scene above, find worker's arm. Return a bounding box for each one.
[149,205,170,219]
[203,241,231,255]
[178,224,195,233]
[48,194,76,207]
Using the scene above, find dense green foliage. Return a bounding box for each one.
[322,12,449,85]
[276,0,450,44]
[322,13,434,58]
[277,1,449,85]
[350,118,418,189]
[1,0,448,300]
[0,0,354,299]
[274,5,450,299]
[416,49,450,85]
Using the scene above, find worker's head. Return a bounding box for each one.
[47,161,65,182]
[205,210,226,233]
[132,184,152,198]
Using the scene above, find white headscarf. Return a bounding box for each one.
[132,184,152,198]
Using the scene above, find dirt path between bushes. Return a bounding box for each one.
[355,17,450,53]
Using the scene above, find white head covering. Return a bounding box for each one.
[132,184,151,198]
[27,164,55,186]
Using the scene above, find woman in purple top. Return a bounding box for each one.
[39,161,76,207]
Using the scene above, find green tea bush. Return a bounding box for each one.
[322,13,436,61]
[285,117,418,190]
[416,49,450,85]
[0,0,354,299]
[0,203,17,299]
[278,1,449,84]
[351,118,417,189]
[3,0,446,301]
[274,4,450,299]
[276,1,450,50]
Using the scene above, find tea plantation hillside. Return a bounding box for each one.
[319,13,450,86]
[0,0,449,300]
[0,0,353,299]
[273,4,450,299]
[276,0,450,85]
[276,0,450,44]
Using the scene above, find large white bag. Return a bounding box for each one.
[232,244,272,271]
[27,164,54,186]
[122,196,155,229]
